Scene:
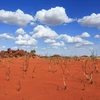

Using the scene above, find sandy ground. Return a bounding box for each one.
[0,57,100,100]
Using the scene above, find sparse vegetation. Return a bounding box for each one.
[0,49,100,100]
[17,80,21,92]
[30,49,36,54]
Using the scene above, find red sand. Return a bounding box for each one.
[0,57,100,100]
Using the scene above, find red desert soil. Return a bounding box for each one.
[0,57,100,100]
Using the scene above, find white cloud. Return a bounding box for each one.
[94,34,100,38]
[35,6,74,26]
[11,46,18,50]
[32,25,58,38]
[15,28,26,34]
[51,41,65,47]
[59,34,83,43]
[80,32,90,38]
[21,45,31,48]
[75,41,94,47]
[58,34,93,47]
[15,34,37,46]
[44,38,56,44]
[0,33,15,40]
[78,13,100,29]
[0,9,33,27]
[30,22,37,26]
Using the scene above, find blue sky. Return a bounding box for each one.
[0,0,100,56]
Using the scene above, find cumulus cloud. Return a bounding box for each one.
[0,9,33,27]
[80,32,90,38]
[32,25,58,38]
[15,34,37,46]
[78,13,100,29]
[30,24,93,49]
[59,34,83,43]
[58,34,93,47]
[44,39,56,44]
[30,22,37,26]
[75,41,94,47]
[51,41,65,47]
[15,28,26,34]
[35,6,74,26]
[0,33,15,40]
[94,34,100,38]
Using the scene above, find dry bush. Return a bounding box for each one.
[82,58,93,84]
[23,54,30,72]
[17,80,21,92]
[80,78,85,90]
[90,56,99,73]
[32,66,37,79]
[89,49,99,73]
[46,57,59,73]
[59,57,71,90]
[6,68,10,81]
[22,54,30,78]
[3,58,11,81]
[45,57,69,90]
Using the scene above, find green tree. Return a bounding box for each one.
[30,49,36,54]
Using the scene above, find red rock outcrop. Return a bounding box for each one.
[0,48,36,58]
